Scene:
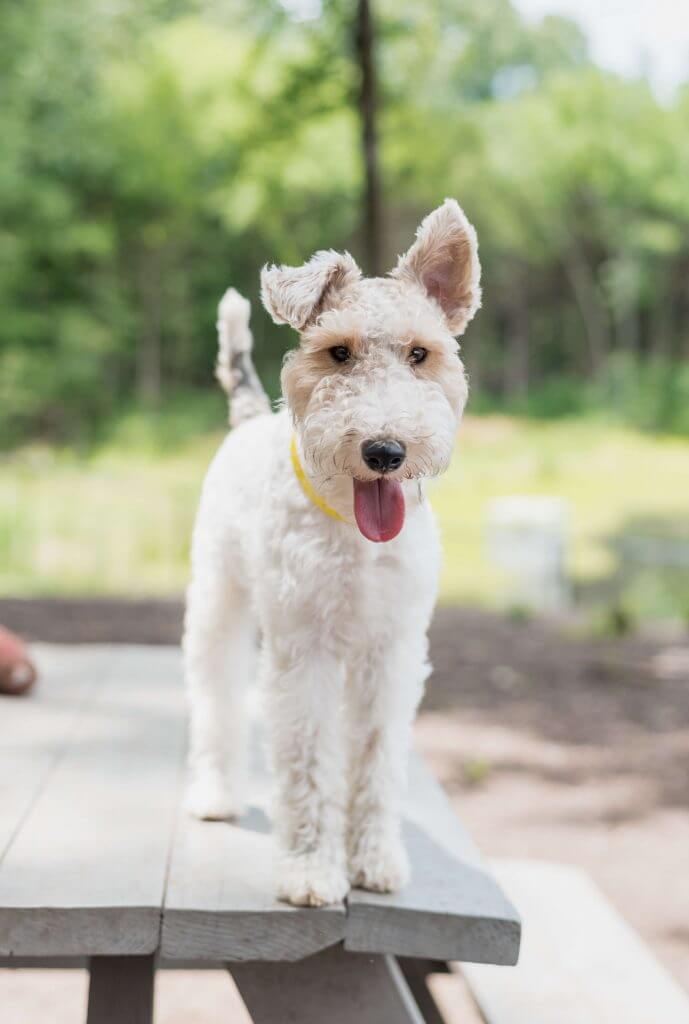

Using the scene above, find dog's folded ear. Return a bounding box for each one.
[261,250,361,332]
[392,199,481,335]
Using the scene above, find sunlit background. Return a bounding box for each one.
[2,0,689,631]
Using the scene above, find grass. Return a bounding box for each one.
[2,408,688,622]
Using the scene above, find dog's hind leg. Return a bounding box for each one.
[183,570,255,820]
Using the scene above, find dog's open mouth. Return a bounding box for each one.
[353,478,405,542]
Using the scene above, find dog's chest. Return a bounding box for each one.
[255,493,438,649]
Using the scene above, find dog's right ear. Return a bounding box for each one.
[261,250,361,332]
[392,199,481,335]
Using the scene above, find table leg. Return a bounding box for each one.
[86,955,155,1024]
[398,959,449,1024]
[229,944,425,1024]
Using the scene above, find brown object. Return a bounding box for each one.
[0,625,37,695]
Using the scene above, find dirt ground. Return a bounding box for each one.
[1,597,688,1021]
[423,607,689,994]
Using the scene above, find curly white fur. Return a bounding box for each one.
[184,199,481,906]
[216,288,271,427]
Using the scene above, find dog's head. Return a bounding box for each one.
[261,199,481,541]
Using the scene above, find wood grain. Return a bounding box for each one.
[87,954,155,1024]
[0,646,186,957]
[230,944,425,1024]
[161,762,346,960]
[1,645,519,969]
[0,645,103,862]
[345,757,521,965]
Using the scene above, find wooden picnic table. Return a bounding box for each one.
[0,645,520,1023]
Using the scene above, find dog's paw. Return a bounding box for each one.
[348,833,410,893]
[185,773,244,822]
[277,853,349,908]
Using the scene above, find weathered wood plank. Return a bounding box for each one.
[164,683,517,964]
[164,740,517,964]
[87,955,155,1024]
[461,860,689,1024]
[0,646,102,862]
[1,646,518,968]
[0,646,186,957]
[161,761,346,961]
[230,944,425,1024]
[345,757,521,965]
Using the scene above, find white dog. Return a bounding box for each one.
[183,199,481,907]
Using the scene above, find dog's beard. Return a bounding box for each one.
[299,393,458,542]
[300,430,453,544]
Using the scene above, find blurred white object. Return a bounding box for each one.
[651,646,689,681]
[487,496,570,612]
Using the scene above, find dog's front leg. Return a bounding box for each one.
[263,639,349,907]
[346,632,430,893]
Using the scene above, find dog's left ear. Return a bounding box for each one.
[261,250,361,332]
[392,199,481,334]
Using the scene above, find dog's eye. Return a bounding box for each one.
[409,346,428,365]
[329,345,350,364]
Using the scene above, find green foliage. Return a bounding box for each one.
[594,603,637,638]
[1,0,689,446]
[601,356,689,435]
[505,604,533,625]
[472,356,689,435]
[462,758,493,787]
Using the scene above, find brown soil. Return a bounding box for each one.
[1,597,688,1017]
[421,607,689,994]
[0,597,185,646]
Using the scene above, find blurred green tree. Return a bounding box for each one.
[1,0,688,445]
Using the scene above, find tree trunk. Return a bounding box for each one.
[354,0,383,276]
[613,303,640,360]
[136,247,162,406]
[648,283,673,362]
[561,241,609,380]
[504,285,530,400]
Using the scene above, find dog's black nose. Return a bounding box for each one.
[361,439,406,473]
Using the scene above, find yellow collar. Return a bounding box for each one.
[290,434,348,524]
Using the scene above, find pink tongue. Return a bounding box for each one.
[353,478,405,542]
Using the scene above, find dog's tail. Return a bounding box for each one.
[216,288,271,428]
